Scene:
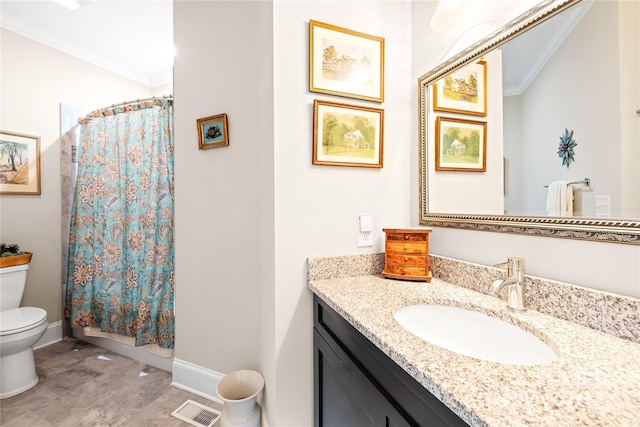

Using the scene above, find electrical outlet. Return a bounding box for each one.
[357,215,373,248]
[595,195,611,217]
[357,229,372,247]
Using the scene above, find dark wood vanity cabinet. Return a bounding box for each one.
[313,296,468,427]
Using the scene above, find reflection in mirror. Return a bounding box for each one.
[501,0,638,218]
[419,0,640,245]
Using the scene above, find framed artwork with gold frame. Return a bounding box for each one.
[435,116,486,172]
[433,60,487,116]
[197,114,229,150]
[0,130,41,195]
[309,20,384,102]
[313,99,384,168]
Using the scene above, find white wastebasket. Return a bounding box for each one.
[216,370,264,427]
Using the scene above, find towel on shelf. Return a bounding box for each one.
[546,181,574,216]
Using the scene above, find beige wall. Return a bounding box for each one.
[504,1,638,217]
[521,1,635,217]
[0,28,160,322]
[174,1,412,425]
[173,0,266,372]
[273,2,412,424]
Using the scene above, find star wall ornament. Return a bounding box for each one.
[557,128,577,168]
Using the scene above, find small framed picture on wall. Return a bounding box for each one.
[0,130,41,195]
[197,113,229,150]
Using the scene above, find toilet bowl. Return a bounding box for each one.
[0,262,48,399]
[0,307,48,399]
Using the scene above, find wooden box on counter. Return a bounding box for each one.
[381,228,432,282]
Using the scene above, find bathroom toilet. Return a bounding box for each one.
[0,263,48,399]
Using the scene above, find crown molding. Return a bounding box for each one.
[1,11,172,88]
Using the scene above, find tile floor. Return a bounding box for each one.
[0,338,222,426]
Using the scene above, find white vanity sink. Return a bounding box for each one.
[393,305,558,366]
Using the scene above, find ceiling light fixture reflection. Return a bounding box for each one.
[53,0,80,10]
[430,0,477,31]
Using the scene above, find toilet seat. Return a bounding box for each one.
[0,307,47,336]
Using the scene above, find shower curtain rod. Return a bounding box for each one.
[79,95,173,124]
[97,94,173,113]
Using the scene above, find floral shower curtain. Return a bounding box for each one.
[65,97,174,349]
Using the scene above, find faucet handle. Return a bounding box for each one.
[494,257,525,275]
[508,257,525,273]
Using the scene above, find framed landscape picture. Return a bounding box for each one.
[309,20,384,102]
[313,99,384,168]
[435,117,486,172]
[433,60,487,116]
[0,130,41,195]
[197,114,229,149]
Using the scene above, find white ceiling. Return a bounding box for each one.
[501,1,590,96]
[0,0,173,88]
[0,0,585,92]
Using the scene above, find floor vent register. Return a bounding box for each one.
[171,399,221,426]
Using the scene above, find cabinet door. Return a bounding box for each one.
[315,329,386,426]
[314,296,468,427]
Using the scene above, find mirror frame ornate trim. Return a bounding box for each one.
[418,0,640,246]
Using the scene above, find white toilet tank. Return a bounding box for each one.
[0,264,29,312]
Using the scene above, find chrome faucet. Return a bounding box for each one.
[488,257,526,312]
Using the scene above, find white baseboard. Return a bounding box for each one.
[72,328,174,372]
[172,358,224,404]
[34,320,63,350]
[34,324,225,406]
[33,323,226,405]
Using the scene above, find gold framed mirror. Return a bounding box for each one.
[418,0,640,245]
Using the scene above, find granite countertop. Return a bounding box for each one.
[308,275,640,426]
